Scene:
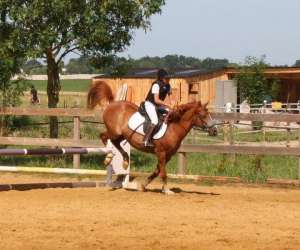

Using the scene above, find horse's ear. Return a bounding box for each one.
[198,101,202,106]
[204,102,209,108]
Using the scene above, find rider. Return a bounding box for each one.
[143,69,173,147]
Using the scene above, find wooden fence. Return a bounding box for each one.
[0,107,300,179]
[177,112,300,179]
[0,107,104,168]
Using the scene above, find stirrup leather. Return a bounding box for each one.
[143,124,156,146]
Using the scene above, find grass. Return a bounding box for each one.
[21,79,90,108]
[130,151,299,182]
[2,149,297,183]
[29,79,91,92]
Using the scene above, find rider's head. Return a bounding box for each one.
[157,69,170,83]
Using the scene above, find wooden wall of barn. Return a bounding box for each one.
[92,71,228,106]
[92,77,156,104]
[178,71,229,104]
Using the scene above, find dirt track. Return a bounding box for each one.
[0,173,300,250]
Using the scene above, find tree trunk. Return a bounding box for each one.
[46,48,61,138]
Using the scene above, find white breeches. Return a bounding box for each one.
[145,101,158,125]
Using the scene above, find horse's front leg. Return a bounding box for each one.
[160,169,174,195]
[158,153,174,195]
[141,164,160,191]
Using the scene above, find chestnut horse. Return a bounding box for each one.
[87,81,212,194]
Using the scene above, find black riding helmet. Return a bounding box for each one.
[157,69,169,80]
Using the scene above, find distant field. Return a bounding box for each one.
[28,79,91,92]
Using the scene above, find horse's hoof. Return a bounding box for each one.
[110,181,123,189]
[123,160,129,170]
[103,158,112,166]
[139,184,147,192]
[162,189,175,195]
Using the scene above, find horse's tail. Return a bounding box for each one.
[87,80,114,109]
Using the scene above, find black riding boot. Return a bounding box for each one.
[143,124,156,147]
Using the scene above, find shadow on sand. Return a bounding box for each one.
[148,187,221,196]
[112,186,220,196]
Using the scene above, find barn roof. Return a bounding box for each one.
[94,68,224,79]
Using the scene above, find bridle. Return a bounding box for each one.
[194,112,215,130]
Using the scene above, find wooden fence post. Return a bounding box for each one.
[262,126,266,145]
[298,124,300,179]
[178,152,187,175]
[73,116,80,169]
[223,123,229,144]
[286,122,291,148]
[219,123,229,172]
[229,120,236,163]
[229,120,234,145]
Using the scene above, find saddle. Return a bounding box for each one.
[127,103,168,140]
[138,102,168,135]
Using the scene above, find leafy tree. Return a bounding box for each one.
[0,59,29,135]
[235,56,279,104]
[0,7,28,135]
[58,54,230,74]
[22,59,43,74]
[128,55,229,70]
[1,0,165,137]
[66,56,97,74]
[200,58,229,70]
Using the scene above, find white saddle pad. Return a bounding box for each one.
[128,112,167,140]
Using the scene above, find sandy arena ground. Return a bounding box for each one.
[0,173,299,250]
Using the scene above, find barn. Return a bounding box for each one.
[92,67,300,108]
[92,68,234,107]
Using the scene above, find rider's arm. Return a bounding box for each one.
[152,83,172,109]
[164,84,173,107]
[154,94,169,107]
[165,93,173,107]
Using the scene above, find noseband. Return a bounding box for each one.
[194,112,215,130]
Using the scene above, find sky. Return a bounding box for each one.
[118,0,300,66]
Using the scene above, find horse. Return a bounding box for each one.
[87,81,213,194]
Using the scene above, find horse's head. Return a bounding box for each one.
[192,102,215,129]
[168,101,215,129]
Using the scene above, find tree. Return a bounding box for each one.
[66,56,97,74]
[107,55,229,71]
[0,7,28,135]
[22,59,43,74]
[200,58,229,70]
[235,56,279,104]
[60,54,230,75]
[1,0,165,137]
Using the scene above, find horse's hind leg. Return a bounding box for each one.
[111,137,130,170]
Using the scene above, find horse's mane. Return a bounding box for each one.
[167,102,199,123]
